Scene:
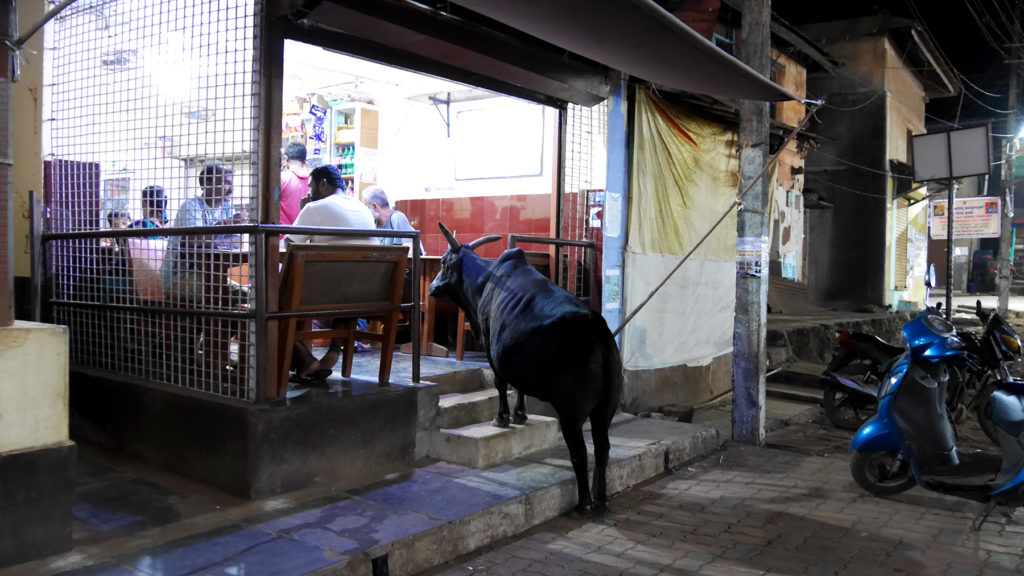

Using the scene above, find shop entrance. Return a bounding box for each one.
[281,40,559,261]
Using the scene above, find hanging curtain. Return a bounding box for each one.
[623,90,739,369]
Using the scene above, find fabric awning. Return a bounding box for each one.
[450,0,799,102]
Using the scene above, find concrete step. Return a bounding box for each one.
[427,415,561,469]
[437,389,500,429]
[424,365,494,395]
[767,381,824,404]
[768,361,826,389]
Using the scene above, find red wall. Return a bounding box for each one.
[396,193,552,258]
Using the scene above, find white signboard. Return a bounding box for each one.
[912,126,991,182]
[929,197,1002,239]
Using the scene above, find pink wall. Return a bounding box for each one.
[396,193,552,258]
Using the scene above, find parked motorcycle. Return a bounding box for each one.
[821,302,1021,432]
[961,301,1024,443]
[849,307,1024,515]
[820,328,903,430]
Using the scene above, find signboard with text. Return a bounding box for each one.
[929,197,1001,239]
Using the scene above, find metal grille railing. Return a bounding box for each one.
[46,0,261,400]
[560,100,608,300]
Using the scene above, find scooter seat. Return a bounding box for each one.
[865,334,905,357]
[989,391,1024,438]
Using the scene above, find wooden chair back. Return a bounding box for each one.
[276,243,408,396]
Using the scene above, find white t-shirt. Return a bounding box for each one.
[285,192,377,244]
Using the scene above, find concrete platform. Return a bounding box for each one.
[3,417,724,576]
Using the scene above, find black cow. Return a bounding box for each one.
[428,222,623,513]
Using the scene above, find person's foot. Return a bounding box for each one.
[354,342,371,353]
[319,350,340,371]
[296,359,323,378]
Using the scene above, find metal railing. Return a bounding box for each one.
[508,234,597,309]
[34,219,423,403]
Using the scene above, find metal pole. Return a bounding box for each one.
[946,179,955,319]
[998,54,1019,316]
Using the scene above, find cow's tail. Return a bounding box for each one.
[594,311,623,421]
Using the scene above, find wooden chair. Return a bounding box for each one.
[276,244,408,396]
[455,251,552,361]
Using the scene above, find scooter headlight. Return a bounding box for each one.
[879,360,908,398]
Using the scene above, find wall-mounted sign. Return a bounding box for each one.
[929,197,1001,239]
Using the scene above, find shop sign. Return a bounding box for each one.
[929,197,1001,239]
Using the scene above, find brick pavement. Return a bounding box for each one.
[425,434,1024,576]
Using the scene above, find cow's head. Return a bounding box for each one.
[428,222,501,306]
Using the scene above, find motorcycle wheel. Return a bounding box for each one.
[850,450,915,496]
[822,364,878,430]
[974,384,1000,445]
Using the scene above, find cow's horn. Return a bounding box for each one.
[468,235,502,250]
[439,222,460,251]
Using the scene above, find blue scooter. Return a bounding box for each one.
[849,306,1024,519]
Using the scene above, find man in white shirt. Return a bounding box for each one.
[284,165,377,379]
[284,165,375,245]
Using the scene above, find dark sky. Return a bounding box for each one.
[772,0,1015,131]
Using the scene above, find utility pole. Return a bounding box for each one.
[998,30,1019,316]
[732,0,771,445]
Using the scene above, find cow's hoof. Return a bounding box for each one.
[568,502,609,519]
[491,416,511,428]
[512,413,528,425]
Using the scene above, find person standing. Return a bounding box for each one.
[361,185,423,254]
[285,165,377,378]
[280,141,310,226]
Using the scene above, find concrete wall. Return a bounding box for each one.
[69,373,423,498]
[0,322,69,452]
[806,34,930,310]
[805,91,888,308]
[0,321,74,567]
[11,0,44,317]
[772,49,807,282]
[621,354,733,414]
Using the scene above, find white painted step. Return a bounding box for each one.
[436,389,500,430]
[427,415,560,469]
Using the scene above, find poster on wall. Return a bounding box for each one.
[737,236,769,277]
[604,269,621,310]
[929,197,1001,239]
[308,104,327,157]
[605,193,622,238]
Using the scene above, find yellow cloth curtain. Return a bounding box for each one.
[628,90,739,261]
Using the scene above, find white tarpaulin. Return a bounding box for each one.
[621,91,738,370]
[622,253,735,368]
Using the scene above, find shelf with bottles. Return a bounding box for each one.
[329,103,378,192]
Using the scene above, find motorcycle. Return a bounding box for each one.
[849,306,1024,516]
[822,302,1020,432]
[960,301,1024,443]
[820,328,903,430]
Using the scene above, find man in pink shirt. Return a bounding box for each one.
[280,141,309,225]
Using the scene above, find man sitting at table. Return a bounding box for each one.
[161,162,248,302]
[284,165,377,379]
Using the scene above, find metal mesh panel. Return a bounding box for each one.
[46,1,260,401]
[560,100,608,299]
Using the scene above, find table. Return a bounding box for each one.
[400,255,451,358]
